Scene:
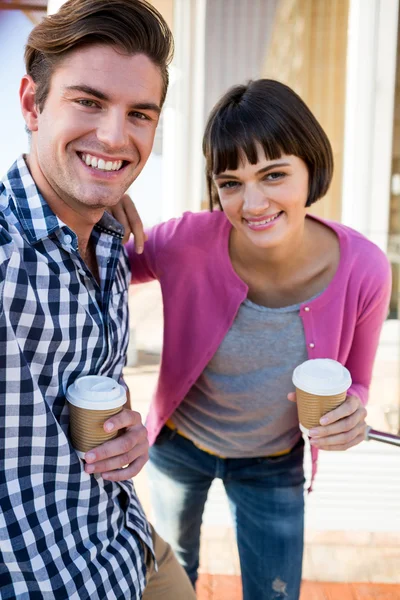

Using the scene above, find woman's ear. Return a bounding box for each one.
[20,75,39,133]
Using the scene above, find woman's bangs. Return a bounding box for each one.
[210,112,287,176]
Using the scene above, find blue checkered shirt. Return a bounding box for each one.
[0,157,153,599]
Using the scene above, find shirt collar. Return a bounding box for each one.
[1,155,124,243]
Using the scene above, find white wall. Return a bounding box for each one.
[128,154,163,228]
[0,11,33,177]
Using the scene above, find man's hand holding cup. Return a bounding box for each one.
[66,376,149,480]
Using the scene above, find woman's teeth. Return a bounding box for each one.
[248,213,281,225]
[80,153,123,171]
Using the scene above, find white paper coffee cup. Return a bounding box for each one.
[292,359,351,431]
[66,375,127,458]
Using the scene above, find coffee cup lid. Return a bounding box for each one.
[292,359,351,396]
[66,376,126,410]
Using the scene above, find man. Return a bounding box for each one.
[0,1,195,598]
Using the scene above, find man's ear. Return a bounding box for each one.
[20,75,39,133]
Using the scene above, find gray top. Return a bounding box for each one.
[172,295,319,458]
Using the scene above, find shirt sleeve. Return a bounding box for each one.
[345,255,392,406]
[125,217,180,284]
[125,234,157,284]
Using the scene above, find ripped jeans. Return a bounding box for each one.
[147,428,305,600]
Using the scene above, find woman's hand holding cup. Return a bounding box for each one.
[288,359,367,451]
[306,395,366,450]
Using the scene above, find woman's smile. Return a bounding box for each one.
[243,211,284,231]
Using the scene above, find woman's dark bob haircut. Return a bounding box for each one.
[203,79,334,211]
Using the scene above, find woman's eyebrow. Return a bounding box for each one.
[256,161,290,174]
[214,161,291,180]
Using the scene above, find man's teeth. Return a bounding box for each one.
[80,153,123,171]
[249,213,280,225]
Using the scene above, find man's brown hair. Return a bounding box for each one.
[25,0,174,112]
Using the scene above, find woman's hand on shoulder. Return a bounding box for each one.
[288,393,367,451]
[110,194,147,250]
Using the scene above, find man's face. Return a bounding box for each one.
[26,44,163,214]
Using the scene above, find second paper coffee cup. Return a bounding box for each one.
[292,359,351,431]
[67,375,127,458]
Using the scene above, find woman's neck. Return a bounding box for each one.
[229,220,310,283]
[228,216,340,308]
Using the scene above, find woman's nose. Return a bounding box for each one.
[243,185,270,212]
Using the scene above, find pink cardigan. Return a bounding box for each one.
[126,211,391,482]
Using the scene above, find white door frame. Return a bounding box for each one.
[341,0,399,251]
[161,0,206,220]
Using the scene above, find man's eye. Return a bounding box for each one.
[76,99,98,108]
[130,112,149,120]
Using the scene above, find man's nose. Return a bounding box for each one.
[96,109,129,149]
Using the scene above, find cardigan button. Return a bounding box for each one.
[304,306,310,312]
[309,343,315,349]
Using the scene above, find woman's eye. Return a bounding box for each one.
[266,171,285,181]
[219,181,239,190]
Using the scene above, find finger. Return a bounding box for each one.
[309,408,366,438]
[312,431,366,452]
[121,194,145,253]
[103,408,142,434]
[310,422,366,448]
[319,396,361,426]
[102,454,149,481]
[111,203,131,244]
[84,423,147,465]
[287,392,296,403]
[85,440,149,475]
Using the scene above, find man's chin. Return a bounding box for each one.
[76,189,125,210]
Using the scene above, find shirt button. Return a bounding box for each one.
[309,343,315,348]
[304,306,310,312]
[63,234,72,245]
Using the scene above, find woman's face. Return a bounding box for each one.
[213,148,309,250]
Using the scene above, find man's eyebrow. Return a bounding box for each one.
[132,102,161,115]
[213,161,291,180]
[64,85,109,101]
[64,85,161,114]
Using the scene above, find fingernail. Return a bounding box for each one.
[309,429,318,436]
[320,417,329,425]
[105,422,114,432]
[136,246,143,254]
[85,452,96,462]
[86,464,94,473]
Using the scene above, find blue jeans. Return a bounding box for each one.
[147,427,305,600]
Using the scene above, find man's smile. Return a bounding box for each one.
[77,151,129,172]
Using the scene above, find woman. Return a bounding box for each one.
[119,80,391,600]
